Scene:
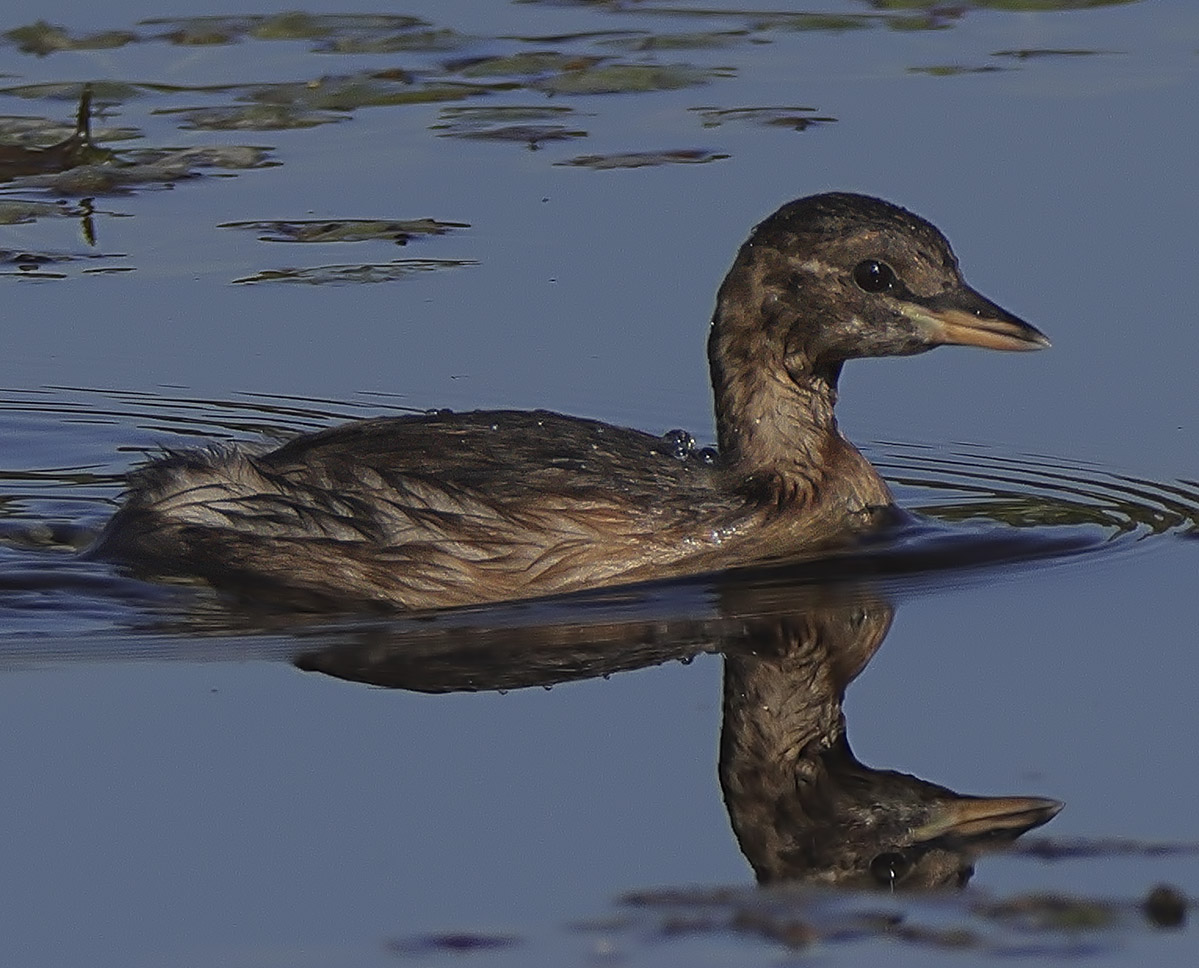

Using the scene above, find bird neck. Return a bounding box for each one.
[708,293,842,486]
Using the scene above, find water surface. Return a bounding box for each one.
[0,2,1196,966]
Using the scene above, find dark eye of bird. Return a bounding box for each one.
[853,259,897,293]
[869,851,910,888]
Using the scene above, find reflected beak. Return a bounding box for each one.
[911,795,1063,844]
[903,286,1051,352]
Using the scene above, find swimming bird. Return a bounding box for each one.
[93,192,1048,610]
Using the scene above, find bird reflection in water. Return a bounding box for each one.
[295,577,1060,889]
[717,586,1059,888]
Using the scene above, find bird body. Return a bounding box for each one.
[94,193,1048,610]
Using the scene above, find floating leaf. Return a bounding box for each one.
[597,30,751,51]
[0,199,78,224]
[156,104,348,131]
[123,145,274,170]
[992,47,1115,59]
[233,259,477,285]
[219,218,469,244]
[441,124,587,148]
[437,104,583,124]
[447,52,605,77]
[907,64,1008,75]
[555,148,729,169]
[243,75,499,112]
[432,104,588,147]
[0,116,141,145]
[3,21,138,56]
[0,86,116,179]
[690,106,836,130]
[534,63,724,95]
[0,80,144,103]
[141,13,429,46]
[746,13,873,32]
[317,29,471,53]
[0,246,125,278]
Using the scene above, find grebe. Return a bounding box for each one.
[94,193,1048,609]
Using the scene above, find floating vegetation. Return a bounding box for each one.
[0,245,125,279]
[240,73,502,112]
[0,115,139,147]
[315,28,472,54]
[617,879,1190,956]
[2,21,137,56]
[533,63,727,95]
[992,47,1116,59]
[742,13,875,33]
[691,105,837,130]
[597,29,753,51]
[908,64,1009,76]
[8,145,274,196]
[140,13,431,47]
[0,198,80,224]
[219,219,469,244]
[155,104,348,131]
[556,148,729,169]
[446,52,605,78]
[0,86,114,181]
[446,123,588,148]
[0,80,145,103]
[431,104,588,148]
[386,932,522,956]
[232,259,477,285]
[436,104,584,124]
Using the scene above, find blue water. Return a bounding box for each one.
[0,2,1196,966]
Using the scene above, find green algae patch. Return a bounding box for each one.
[534,63,726,95]
[3,21,138,56]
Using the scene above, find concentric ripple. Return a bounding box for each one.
[0,387,1195,649]
[874,441,1199,542]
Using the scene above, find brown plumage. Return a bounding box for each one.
[718,589,1061,887]
[92,193,1048,610]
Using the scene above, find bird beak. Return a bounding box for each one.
[903,286,1051,352]
[910,795,1063,844]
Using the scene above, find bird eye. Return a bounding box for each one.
[869,851,910,889]
[853,260,897,293]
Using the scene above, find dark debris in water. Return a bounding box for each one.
[1012,835,1199,861]
[0,245,126,279]
[992,47,1118,59]
[691,105,837,130]
[442,123,588,148]
[908,64,1010,76]
[555,148,729,169]
[615,879,1191,956]
[433,104,589,148]
[219,218,469,245]
[386,931,522,956]
[231,259,477,286]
